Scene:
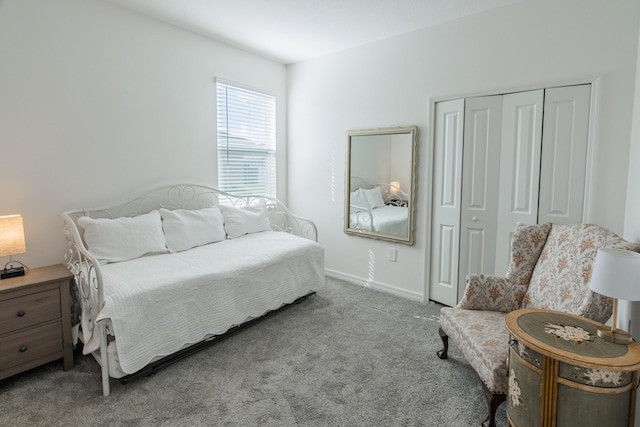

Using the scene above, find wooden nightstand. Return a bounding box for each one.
[0,264,74,380]
[505,308,640,427]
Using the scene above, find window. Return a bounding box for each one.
[216,80,276,198]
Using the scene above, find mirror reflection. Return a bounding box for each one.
[345,126,418,245]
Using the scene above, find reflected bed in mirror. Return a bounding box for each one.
[344,126,418,245]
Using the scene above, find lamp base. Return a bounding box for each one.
[596,324,634,344]
[1,266,25,279]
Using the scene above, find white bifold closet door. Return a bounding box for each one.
[538,86,591,224]
[494,86,591,274]
[494,90,544,276]
[458,96,503,302]
[430,99,465,307]
[430,84,591,306]
[430,95,504,307]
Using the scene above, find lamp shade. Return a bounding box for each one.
[390,181,401,195]
[589,248,640,301]
[0,215,26,257]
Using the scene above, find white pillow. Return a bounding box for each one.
[78,210,168,263]
[362,187,385,208]
[218,204,272,238]
[160,207,226,252]
[350,188,370,209]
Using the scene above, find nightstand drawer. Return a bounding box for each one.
[0,288,61,335]
[0,322,62,370]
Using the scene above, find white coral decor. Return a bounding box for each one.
[508,369,523,407]
[544,323,591,343]
[584,369,623,386]
[517,341,527,358]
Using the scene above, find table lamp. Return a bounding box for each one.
[390,181,401,196]
[589,247,640,344]
[0,214,26,279]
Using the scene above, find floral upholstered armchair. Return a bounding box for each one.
[436,223,640,427]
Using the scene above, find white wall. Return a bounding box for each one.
[350,135,392,184]
[0,0,287,268]
[622,0,640,369]
[626,13,640,246]
[288,0,640,301]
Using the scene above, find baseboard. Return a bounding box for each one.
[325,269,423,302]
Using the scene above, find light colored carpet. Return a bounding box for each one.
[1,277,507,426]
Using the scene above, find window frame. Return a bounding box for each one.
[215,78,277,198]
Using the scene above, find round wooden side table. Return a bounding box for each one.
[505,308,640,427]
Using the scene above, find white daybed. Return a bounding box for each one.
[349,176,409,236]
[62,184,324,396]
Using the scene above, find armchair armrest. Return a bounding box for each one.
[456,275,527,312]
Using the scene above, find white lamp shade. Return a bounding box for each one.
[589,248,640,301]
[0,215,26,257]
[390,181,401,195]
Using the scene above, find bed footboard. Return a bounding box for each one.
[63,215,111,396]
[349,206,374,230]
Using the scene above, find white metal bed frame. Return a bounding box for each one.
[62,184,318,396]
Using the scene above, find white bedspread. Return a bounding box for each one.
[83,231,324,375]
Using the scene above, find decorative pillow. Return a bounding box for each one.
[362,187,385,208]
[457,275,526,312]
[159,207,226,252]
[78,210,168,263]
[218,204,272,238]
[350,188,370,209]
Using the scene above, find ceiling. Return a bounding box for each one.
[105,0,522,64]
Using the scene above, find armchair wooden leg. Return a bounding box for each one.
[481,382,506,427]
[437,327,449,359]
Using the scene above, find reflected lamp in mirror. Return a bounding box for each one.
[390,181,401,196]
[589,248,640,344]
[0,214,26,279]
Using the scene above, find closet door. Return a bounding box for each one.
[430,99,465,307]
[494,90,544,275]
[538,85,591,224]
[457,96,503,298]
[429,85,591,306]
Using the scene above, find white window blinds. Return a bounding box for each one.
[216,81,276,197]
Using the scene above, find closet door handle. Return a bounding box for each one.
[472,217,478,222]
[517,222,524,227]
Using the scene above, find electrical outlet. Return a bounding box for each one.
[387,248,397,262]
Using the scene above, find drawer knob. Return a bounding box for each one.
[17,310,26,317]
[19,345,27,353]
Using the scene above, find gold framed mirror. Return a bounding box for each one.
[344,126,418,245]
